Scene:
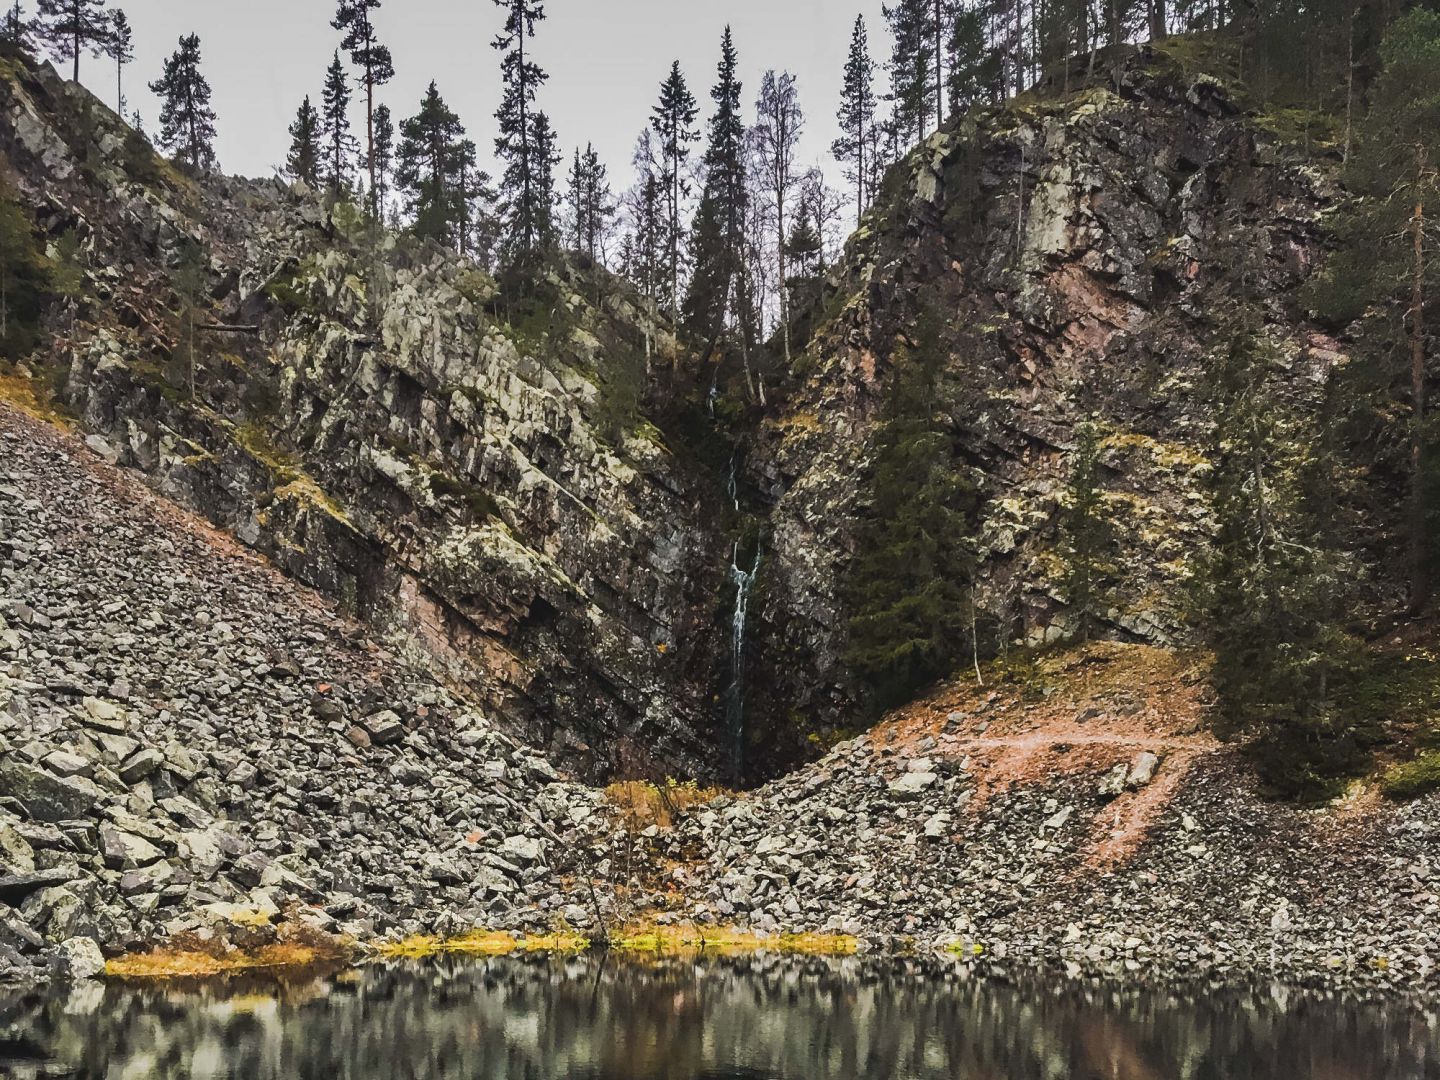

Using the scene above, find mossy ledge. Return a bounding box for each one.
[107,925,861,980]
[375,925,859,961]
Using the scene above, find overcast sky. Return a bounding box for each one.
[62,0,894,203]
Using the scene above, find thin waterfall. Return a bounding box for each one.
[723,455,759,777]
[725,539,760,778]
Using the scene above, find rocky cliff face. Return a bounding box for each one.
[0,55,730,781]
[0,47,1361,783]
[741,51,1348,767]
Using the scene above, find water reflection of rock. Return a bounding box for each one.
[6,957,1440,1079]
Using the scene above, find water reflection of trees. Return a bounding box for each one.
[8,956,1439,1079]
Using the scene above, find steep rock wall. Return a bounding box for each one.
[742,54,1347,768]
[0,55,729,780]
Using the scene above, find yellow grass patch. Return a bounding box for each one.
[374,930,590,959]
[105,940,351,980]
[610,925,858,957]
[0,368,71,427]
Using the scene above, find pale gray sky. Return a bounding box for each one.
[62,0,894,202]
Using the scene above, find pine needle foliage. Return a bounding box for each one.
[845,307,979,715]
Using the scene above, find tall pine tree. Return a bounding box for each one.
[1198,314,1357,798]
[396,81,470,247]
[321,51,358,200]
[883,0,937,148]
[149,34,218,174]
[332,0,394,212]
[651,60,698,319]
[845,308,978,714]
[106,9,131,116]
[683,27,755,371]
[492,0,551,263]
[286,96,322,188]
[372,103,394,214]
[565,143,612,265]
[833,15,877,225]
[753,69,803,364]
[1,3,33,52]
[1308,9,1440,615]
[34,0,109,82]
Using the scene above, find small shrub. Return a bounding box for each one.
[604,778,725,831]
[1380,751,1440,801]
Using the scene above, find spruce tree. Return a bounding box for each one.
[650,60,698,318]
[947,5,999,111]
[492,0,550,263]
[0,183,49,359]
[1308,9,1440,615]
[456,149,499,264]
[149,34,218,174]
[332,0,394,212]
[683,27,753,364]
[883,0,937,147]
[833,15,876,225]
[1,2,31,52]
[1059,420,1116,642]
[34,0,109,83]
[753,69,803,364]
[372,103,394,213]
[396,81,469,247]
[565,143,611,265]
[172,237,208,400]
[1198,315,1357,798]
[106,9,131,116]
[845,310,978,713]
[529,109,560,248]
[321,51,358,200]
[286,96,322,188]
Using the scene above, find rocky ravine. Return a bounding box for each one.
[4,402,1440,993]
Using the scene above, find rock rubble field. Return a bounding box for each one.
[3,401,1439,994]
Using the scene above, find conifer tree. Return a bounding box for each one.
[492,0,550,263]
[883,0,937,147]
[845,309,978,713]
[833,15,876,225]
[149,34,218,174]
[1198,315,1356,798]
[456,149,499,264]
[1059,420,1116,641]
[396,81,470,247]
[34,0,109,82]
[0,2,31,52]
[372,103,394,213]
[48,227,85,368]
[947,5,999,111]
[332,0,394,212]
[321,51,358,200]
[172,237,208,400]
[565,143,612,265]
[529,109,561,248]
[0,183,50,359]
[753,69,803,364]
[1308,9,1440,615]
[106,9,131,115]
[650,60,698,318]
[286,96,322,188]
[683,27,754,366]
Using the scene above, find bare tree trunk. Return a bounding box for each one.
[1410,144,1429,615]
[1343,6,1356,164]
[935,0,945,131]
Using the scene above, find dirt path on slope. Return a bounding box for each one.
[864,642,1227,871]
